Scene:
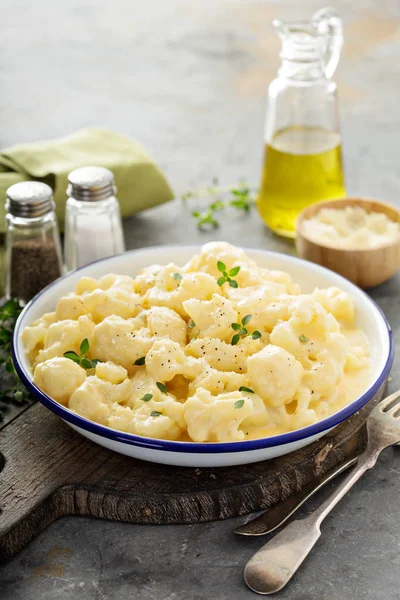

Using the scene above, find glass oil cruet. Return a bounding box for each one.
[258,8,346,238]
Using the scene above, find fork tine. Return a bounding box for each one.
[378,389,400,413]
[393,406,400,419]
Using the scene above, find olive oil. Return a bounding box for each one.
[258,126,346,238]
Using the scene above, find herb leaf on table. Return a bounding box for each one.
[182,180,258,230]
[0,298,30,420]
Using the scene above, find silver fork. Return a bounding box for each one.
[244,390,400,595]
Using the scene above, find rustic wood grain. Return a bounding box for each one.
[0,383,385,564]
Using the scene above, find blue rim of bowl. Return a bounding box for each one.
[12,246,395,454]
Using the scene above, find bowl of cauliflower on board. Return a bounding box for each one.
[13,242,393,467]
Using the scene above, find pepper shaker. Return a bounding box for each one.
[4,182,63,303]
[64,166,125,271]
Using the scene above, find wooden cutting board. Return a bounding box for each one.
[0,383,385,564]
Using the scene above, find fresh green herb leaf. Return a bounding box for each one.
[13,390,25,405]
[192,210,219,230]
[141,393,153,402]
[234,399,245,409]
[228,280,238,288]
[209,200,225,211]
[188,320,196,329]
[240,327,248,335]
[182,191,195,201]
[150,410,162,417]
[231,322,241,331]
[80,358,94,370]
[251,331,262,340]
[80,338,90,356]
[231,333,241,346]
[229,266,241,277]
[241,314,252,326]
[63,351,80,363]
[239,386,255,394]
[183,180,257,229]
[299,334,309,343]
[0,298,29,418]
[217,276,226,287]
[189,330,200,343]
[156,382,168,394]
[173,272,183,282]
[5,361,15,374]
[217,261,227,273]
[134,356,146,366]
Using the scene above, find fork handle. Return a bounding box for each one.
[245,453,376,595]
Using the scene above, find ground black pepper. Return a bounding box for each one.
[10,238,62,302]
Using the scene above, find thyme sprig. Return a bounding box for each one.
[64,339,100,370]
[216,261,241,288]
[182,180,257,230]
[231,314,262,345]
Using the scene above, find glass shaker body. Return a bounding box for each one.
[64,195,125,270]
[64,166,125,271]
[5,185,63,303]
[258,8,346,238]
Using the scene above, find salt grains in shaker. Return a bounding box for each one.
[4,182,63,303]
[64,166,125,271]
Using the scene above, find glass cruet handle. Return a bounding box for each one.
[312,7,343,79]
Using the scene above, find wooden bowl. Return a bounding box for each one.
[296,197,400,288]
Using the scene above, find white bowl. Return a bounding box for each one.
[12,246,393,467]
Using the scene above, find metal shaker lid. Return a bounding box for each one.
[6,181,55,218]
[67,166,116,202]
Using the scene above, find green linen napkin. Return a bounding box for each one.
[0,127,174,232]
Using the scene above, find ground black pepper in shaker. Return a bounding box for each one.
[4,182,63,303]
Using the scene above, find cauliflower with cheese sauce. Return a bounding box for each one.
[25,242,371,443]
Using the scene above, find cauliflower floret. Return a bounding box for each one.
[186,337,247,372]
[146,339,203,382]
[82,289,143,323]
[34,357,86,405]
[302,351,344,398]
[93,315,153,371]
[146,306,187,346]
[241,392,270,429]
[75,276,99,295]
[126,369,178,408]
[69,376,132,423]
[32,312,57,328]
[97,273,135,293]
[188,365,246,396]
[133,264,163,295]
[227,285,290,332]
[247,345,304,407]
[109,399,185,440]
[35,315,95,366]
[288,296,340,333]
[55,294,87,320]
[260,268,301,295]
[312,287,355,323]
[95,361,128,384]
[146,272,220,316]
[184,388,254,442]
[182,294,237,342]
[183,241,253,276]
[22,323,47,355]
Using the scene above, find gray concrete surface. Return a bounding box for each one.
[1,0,400,598]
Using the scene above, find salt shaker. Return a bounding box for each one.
[64,166,125,270]
[4,181,63,303]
